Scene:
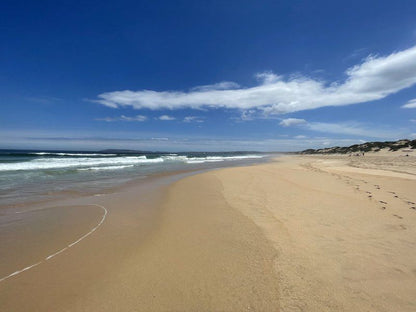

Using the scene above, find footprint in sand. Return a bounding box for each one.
[393,214,403,219]
[379,201,387,204]
[410,207,416,210]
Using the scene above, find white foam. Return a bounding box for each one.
[0,262,42,282]
[186,160,205,164]
[0,154,264,172]
[77,165,134,171]
[0,155,162,171]
[164,154,264,164]
[186,155,264,163]
[161,155,188,161]
[31,152,118,156]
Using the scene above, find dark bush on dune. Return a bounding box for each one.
[300,139,416,154]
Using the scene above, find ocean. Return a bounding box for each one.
[0,150,272,206]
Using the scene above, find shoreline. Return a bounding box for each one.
[0,154,275,210]
[0,169,188,311]
[1,154,416,311]
[0,160,280,311]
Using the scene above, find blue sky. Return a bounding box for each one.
[1,0,416,151]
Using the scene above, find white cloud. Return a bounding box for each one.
[95,115,147,122]
[279,118,307,127]
[158,115,176,121]
[279,118,404,139]
[190,81,240,92]
[151,137,169,141]
[402,98,416,108]
[183,116,204,123]
[294,135,307,139]
[240,110,255,121]
[343,47,369,62]
[255,72,282,84]
[93,45,416,115]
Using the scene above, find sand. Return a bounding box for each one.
[213,154,416,311]
[1,154,416,311]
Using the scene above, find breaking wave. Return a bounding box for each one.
[0,154,264,172]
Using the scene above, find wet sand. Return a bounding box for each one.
[1,155,416,311]
[0,172,171,311]
[0,169,279,311]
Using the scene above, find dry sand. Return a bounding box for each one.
[1,154,416,311]
[213,154,416,311]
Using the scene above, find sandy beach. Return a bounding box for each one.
[3,1,416,310]
[1,154,416,311]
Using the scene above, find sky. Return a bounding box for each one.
[1,0,416,152]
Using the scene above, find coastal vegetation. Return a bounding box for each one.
[300,139,416,154]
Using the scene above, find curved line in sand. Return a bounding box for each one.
[0,204,108,283]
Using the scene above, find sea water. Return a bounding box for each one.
[0,150,272,206]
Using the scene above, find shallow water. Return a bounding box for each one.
[0,150,275,206]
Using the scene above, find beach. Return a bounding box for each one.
[1,154,416,311]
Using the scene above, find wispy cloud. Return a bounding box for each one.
[95,115,147,122]
[190,81,240,92]
[93,45,416,116]
[183,116,204,123]
[279,118,307,127]
[151,137,169,141]
[402,98,416,108]
[279,118,404,139]
[343,47,369,62]
[158,115,176,121]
